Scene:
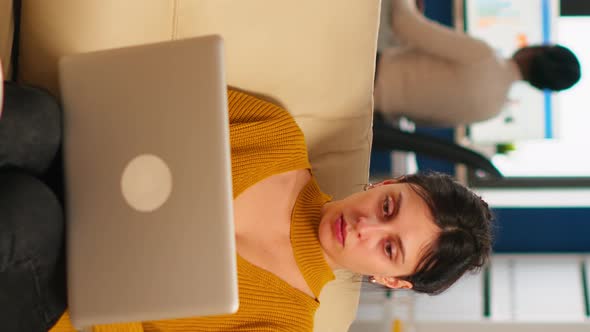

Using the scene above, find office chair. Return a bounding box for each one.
[372,112,503,179]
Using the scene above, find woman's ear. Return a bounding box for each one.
[373,276,413,290]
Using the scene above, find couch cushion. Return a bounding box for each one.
[18,0,177,95]
[18,1,380,330]
[0,0,14,79]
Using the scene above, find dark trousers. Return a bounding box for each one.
[0,82,66,331]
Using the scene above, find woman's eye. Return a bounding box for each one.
[382,196,393,217]
[384,241,394,259]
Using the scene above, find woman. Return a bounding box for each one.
[2,88,492,332]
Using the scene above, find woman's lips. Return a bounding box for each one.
[341,216,347,246]
[333,215,346,247]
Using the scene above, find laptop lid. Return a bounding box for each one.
[59,35,238,329]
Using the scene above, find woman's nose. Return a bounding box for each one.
[355,216,389,240]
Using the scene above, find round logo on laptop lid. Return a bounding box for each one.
[121,154,172,212]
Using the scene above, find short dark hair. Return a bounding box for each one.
[395,172,493,295]
[522,45,581,91]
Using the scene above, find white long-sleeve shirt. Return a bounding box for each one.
[374,0,522,126]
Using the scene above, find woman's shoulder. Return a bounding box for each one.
[227,88,296,126]
[227,88,310,198]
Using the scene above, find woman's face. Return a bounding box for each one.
[318,181,440,288]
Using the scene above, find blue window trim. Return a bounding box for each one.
[542,0,553,138]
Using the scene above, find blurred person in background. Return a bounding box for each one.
[375,0,581,126]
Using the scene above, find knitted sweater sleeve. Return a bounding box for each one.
[48,311,144,332]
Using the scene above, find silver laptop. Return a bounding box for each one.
[59,35,238,329]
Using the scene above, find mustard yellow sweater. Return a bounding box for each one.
[50,89,335,332]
